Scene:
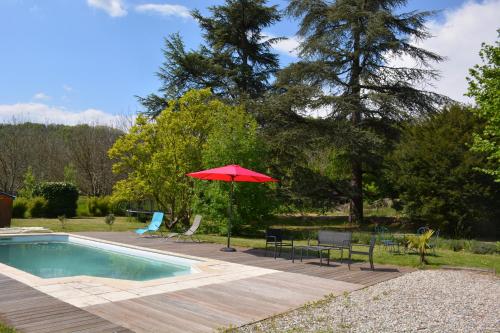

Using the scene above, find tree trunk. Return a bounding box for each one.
[349,14,364,224]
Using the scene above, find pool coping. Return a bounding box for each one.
[0,233,278,308]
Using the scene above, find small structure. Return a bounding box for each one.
[0,191,16,228]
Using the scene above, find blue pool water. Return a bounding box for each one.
[0,240,192,281]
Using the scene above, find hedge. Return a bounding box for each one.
[33,182,79,217]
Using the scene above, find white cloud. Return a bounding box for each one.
[63,84,73,92]
[0,103,122,127]
[265,32,300,57]
[135,3,191,18]
[87,0,127,17]
[391,0,500,103]
[33,92,51,101]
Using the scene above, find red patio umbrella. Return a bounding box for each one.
[187,164,277,252]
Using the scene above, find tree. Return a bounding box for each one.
[112,89,275,229]
[467,30,500,181]
[139,0,282,117]
[282,0,449,223]
[193,100,275,233]
[385,105,500,237]
[65,125,122,196]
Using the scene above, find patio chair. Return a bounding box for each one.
[135,212,164,237]
[166,215,202,242]
[416,226,429,234]
[265,228,294,259]
[348,235,376,270]
[428,229,440,255]
[375,226,399,252]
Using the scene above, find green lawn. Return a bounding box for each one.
[10,217,500,273]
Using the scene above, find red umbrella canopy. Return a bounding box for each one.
[187,164,277,183]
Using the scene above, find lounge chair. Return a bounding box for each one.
[166,215,202,242]
[135,212,164,237]
[348,235,376,270]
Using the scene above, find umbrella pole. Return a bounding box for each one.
[221,178,236,252]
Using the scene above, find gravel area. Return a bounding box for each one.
[237,270,500,333]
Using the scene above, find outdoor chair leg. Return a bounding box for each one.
[319,250,323,266]
[274,243,278,259]
[279,243,283,257]
[327,249,330,266]
[340,249,343,263]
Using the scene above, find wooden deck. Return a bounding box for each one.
[0,273,132,333]
[0,232,415,332]
[79,232,415,287]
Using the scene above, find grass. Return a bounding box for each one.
[10,217,500,273]
[0,322,16,333]
[197,234,500,273]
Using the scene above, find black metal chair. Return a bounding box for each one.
[348,235,376,270]
[265,228,294,259]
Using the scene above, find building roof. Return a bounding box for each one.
[0,191,16,199]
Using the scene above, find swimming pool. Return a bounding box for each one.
[0,235,198,281]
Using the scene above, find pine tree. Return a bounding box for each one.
[282,0,449,223]
[139,0,282,117]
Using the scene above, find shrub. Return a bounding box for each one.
[28,196,48,218]
[104,214,116,230]
[385,105,500,238]
[33,182,79,217]
[449,239,466,252]
[58,215,67,230]
[77,197,91,217]
[470,241,497,255]
[88,196,111,216]
[12,198,29,218]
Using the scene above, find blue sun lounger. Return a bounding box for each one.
[135,212,164,237]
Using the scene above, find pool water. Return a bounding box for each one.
[0,241,192,281]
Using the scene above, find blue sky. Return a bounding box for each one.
[0,0,498,125]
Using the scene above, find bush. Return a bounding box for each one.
[385,105,500,237]
[28,196,48,218]
[449,239,466,252]
[12,198,29,218]
[33,182,79,217]
[470,241,497,255]
[104,214,116,230]
[88,196,111,216]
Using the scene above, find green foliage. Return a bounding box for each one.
[18,166,37,198]
[33,182,79,218]
[467,31,500,181]
[112,89,275,231]
[139,0,282,116]
[104,214,116,230]
[279,0,449,223]
[407,230,434,264]
[0,322,17,333]
[470,241,497,255]
[28,196,48,218]
[88,196,111,216]
[12,198,29,218]
[386,105,500,237]
[193,107,275,233]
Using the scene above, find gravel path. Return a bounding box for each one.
[237,270,500,333]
